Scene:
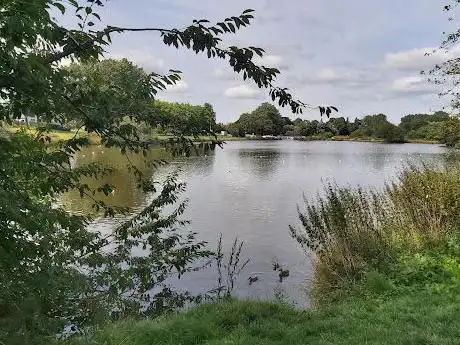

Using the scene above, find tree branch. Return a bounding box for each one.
[45,26,174,64]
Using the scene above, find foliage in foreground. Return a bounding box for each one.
[2,0,329,343]
[66,290,460,345]
[291,164,460,303]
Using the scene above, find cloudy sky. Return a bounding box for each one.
[88,0,457,123]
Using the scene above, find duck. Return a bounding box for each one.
[248,276,259,285]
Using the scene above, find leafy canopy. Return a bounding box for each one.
[425,1,460,110]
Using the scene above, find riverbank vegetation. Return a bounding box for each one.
[225,107,460,146]
[66,290,460,345]
[291,163,460,303]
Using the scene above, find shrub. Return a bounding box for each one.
[388,166,460,246]
[290,185,396,301]
[291,165,460,301]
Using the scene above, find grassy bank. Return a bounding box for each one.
[154,134,250,142]
[7,126,101,144]
[67,289,460,345]
[330,135,384,143]
[7,125,250,144]
[406,138,441,144]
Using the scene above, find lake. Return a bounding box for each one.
[63,140,447,307]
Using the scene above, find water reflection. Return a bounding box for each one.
[368,144,390,171]
[237,146,282,179]
[61,140,447,306]
[61,146,170,215]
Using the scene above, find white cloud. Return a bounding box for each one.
[213,68,227,78]
[253,55,287,69]
[212,67,235,80]
[312,68,343,83]
[224,84,261,99]
[165,80,189,93]
[389,75,435,94]
[109,50,165,73]
[384,46,460,71]
[294,68,349,84]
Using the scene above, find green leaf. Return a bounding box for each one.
[217,22,228,32]
[53,2,66,14]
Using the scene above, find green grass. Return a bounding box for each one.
[67,289,460,345]
[406,138,440,144]
[7,126,247,144]
[331,135,384,143]
[7,126,101,144]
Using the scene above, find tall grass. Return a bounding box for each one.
[388,166,460,246]
[291,165,460,301]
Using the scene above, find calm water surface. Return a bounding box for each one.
[63,140,447,307]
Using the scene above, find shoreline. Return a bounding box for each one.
[221,136,442,145]
[6,126,443,146]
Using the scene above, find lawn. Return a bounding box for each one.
[67,288,460,345]
[7,126,245,144]
[7,126,101,144]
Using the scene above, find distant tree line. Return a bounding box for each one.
[222,103,460,146]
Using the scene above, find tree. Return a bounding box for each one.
[399,111,450,138]
[351,114,389,138]
[293,118,304,126]
[229,102,285,136]
[215,122,226,133]
[327,117,350,136]
[349,118,362,133]
[426,1,460,111]
[151,100,217,136]
[204,103,217,131]
[65,58,156,136]
[380,123,406,143]
[439,118,460,147]
[2,49,214,345]
[251,102,284,135]
[1,1,335,343]
[424,2,460,145]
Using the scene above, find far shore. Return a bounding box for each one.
[221,135,441,145]
[6,126,442,146]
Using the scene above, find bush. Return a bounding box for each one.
[290,185,396,302]
[388,166,460,246]
[0,134,212,345]
[380,124,405,143]
[291,165,460,301]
